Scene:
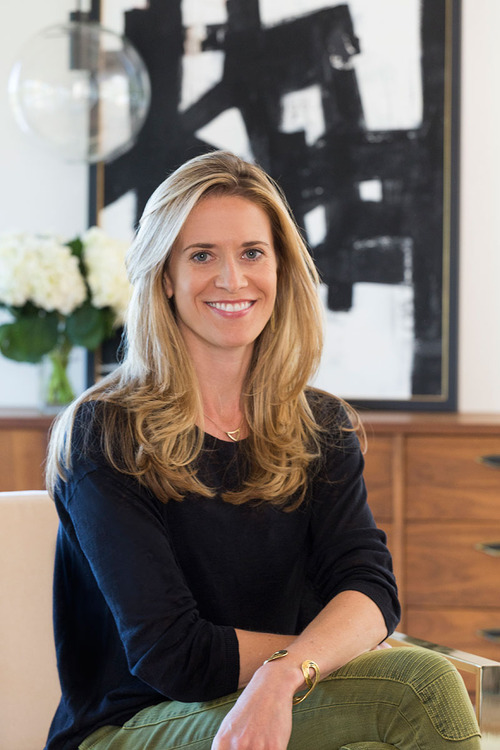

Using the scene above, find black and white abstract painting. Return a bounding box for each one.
[98,0,460,410]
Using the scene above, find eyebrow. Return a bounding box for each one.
[181,243,214,253]
[181,240,271,253]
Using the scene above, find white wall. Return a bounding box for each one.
[1,0,499,411]
[458,0,500,412]
[0,0,88,407]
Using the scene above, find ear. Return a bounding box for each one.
[163,271,174,299]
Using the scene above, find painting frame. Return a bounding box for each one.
[91,0,461,412]
[348,0,461,412]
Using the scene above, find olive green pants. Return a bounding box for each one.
[79,648,481,750]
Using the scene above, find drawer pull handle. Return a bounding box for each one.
[475,541,500,557]
[477,628,500,643]
[478,454,500,470]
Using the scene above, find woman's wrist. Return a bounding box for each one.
[256,657,305,696]
[257,649,319,702]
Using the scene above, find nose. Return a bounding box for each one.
[214,257,248,292]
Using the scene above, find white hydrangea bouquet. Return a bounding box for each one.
[0,227,131,406]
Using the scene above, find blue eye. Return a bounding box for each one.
[244,248,262,260]
[192,251,210,262]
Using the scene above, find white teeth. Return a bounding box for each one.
[207,301,253,312]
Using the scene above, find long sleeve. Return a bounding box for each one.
[58,460,240,702]
[306,398,400,635]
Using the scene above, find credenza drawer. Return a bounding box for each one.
[406,436,500,520]
[364,436,393,521]
[406,607,500,662]
[406,523,500,606]
[0,428,48,491]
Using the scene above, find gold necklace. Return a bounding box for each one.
[203,413,242,442]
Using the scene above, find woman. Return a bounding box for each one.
[45,151,480,750]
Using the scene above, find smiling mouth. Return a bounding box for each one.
[206,301,255,312]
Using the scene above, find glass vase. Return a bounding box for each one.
[40,346,75,412]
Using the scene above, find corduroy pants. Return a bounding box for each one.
[79,648,481,750]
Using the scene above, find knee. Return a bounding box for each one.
[346,646,470,706]
[368,647,480,743]
[336,646,458,689]
[360,646,460,693]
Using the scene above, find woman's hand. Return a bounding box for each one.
[214,592,389,748]
[211,662,300,750]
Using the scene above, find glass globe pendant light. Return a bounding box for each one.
[8,10,151,163]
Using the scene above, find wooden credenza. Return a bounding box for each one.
[1,409,500,662]
[362,411,500,665]
[0,411,53,492]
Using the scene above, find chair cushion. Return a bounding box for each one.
[0,491,60,750]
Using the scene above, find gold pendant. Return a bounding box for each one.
[226,428,240,442]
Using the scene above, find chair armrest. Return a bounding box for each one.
[387,632,500,745]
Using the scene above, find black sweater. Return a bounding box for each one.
[45,394,400,750]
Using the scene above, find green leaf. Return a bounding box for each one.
[66,237,84,259]
[1,301,42,320]
[66,237,88,286]
[66,302,115,350]
[0,313,59,363]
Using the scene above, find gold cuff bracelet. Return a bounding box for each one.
[263,649,320,705]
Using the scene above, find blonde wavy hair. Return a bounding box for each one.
[47,150,350,509]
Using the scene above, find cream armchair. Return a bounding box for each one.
[1,490,499,750]
[0,490,60,750]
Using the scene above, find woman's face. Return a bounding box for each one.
[164,194,278,360]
